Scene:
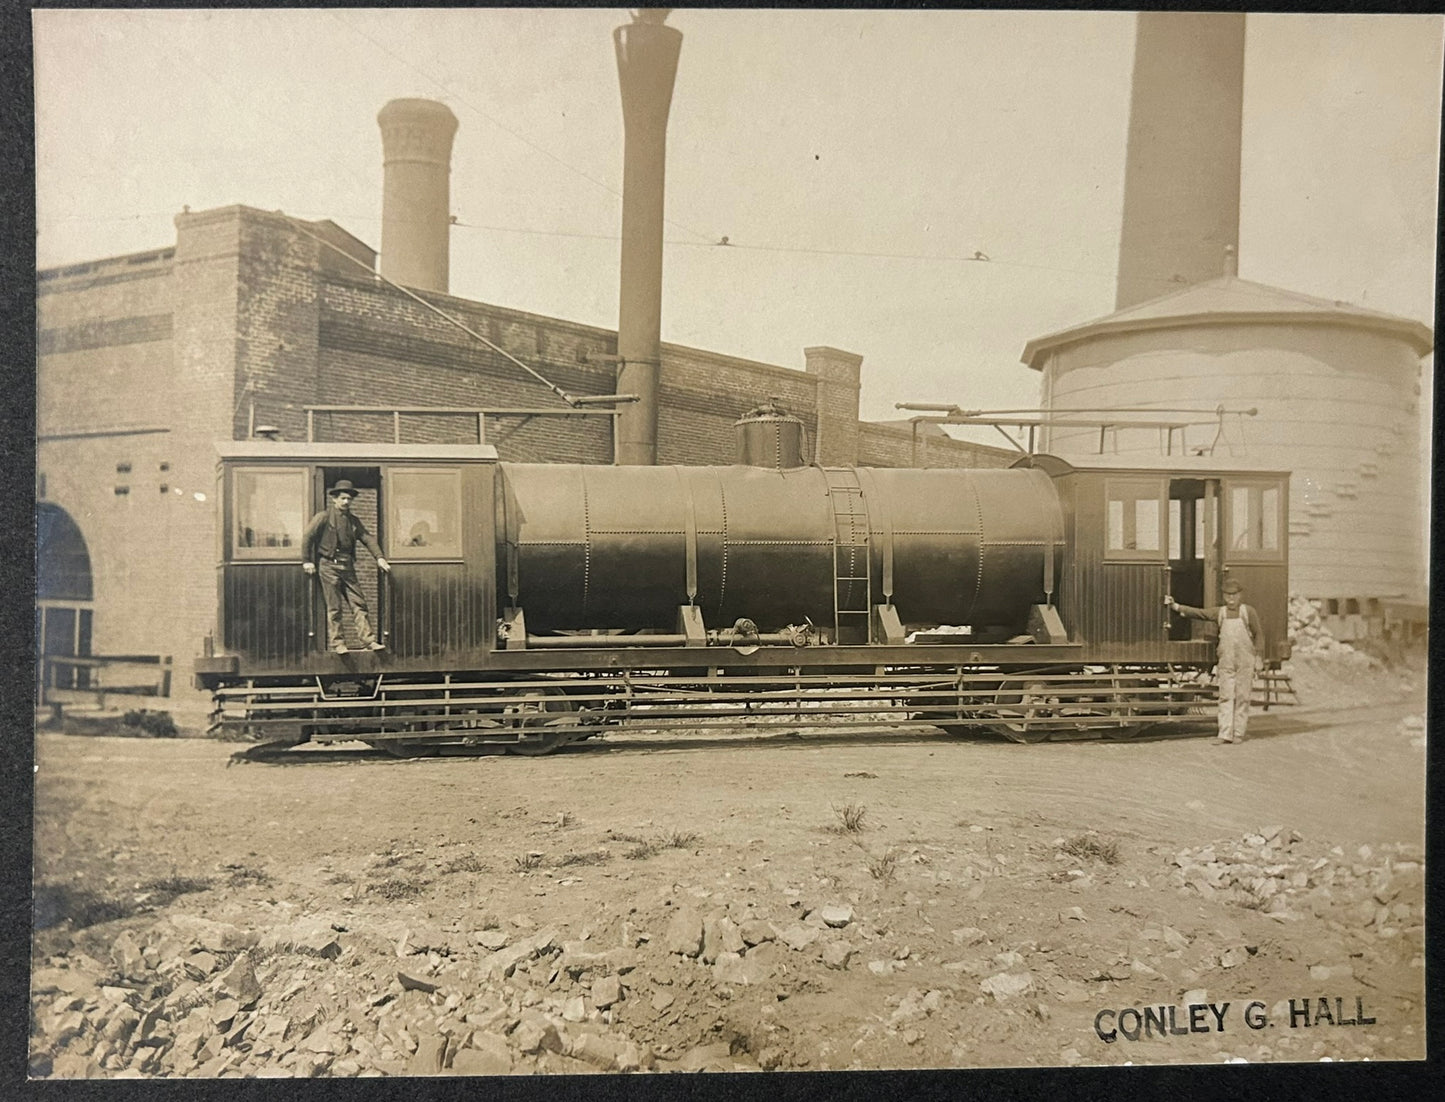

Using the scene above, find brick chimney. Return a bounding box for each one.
[377,98,459,293]
[1115,13,1245,309]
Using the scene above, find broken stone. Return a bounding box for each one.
[511,1012,563,1055]
[100,1005,141,1046]
[451,1033,512,1075]
[288,922,343,960]
[778,924,819,952]
[738,919,776,947]
[819,903,854,928]
[216,952,263,1008]
[49,1011,88,1046]
[1219,947,1248,969]
[211,998,241,1028]
[979,971,1034,1000]
[651,991,675,1013]
[110,932,146,980]
[408,1033,447,1076]
[821,942,854,970]
[165,916,256,953]
[561,996,586,1023]
[1162,926,1190,952]
[951,926,987,945]
[571,1032,630,1071]
[714,952,769,986]
[474,929,508,951]
[397,971,439,994]
[663,908,704,957]
[592,974,622,1009]
[182,951,218,981]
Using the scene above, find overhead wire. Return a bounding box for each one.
[280,214,582,407]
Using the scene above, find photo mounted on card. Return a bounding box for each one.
[31,8,1433,1081]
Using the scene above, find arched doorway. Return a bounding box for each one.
[37,503,93,692]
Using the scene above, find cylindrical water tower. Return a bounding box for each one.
[1021,272,1432,610]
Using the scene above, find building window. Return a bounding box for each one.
[1227,480,1284,560]
[1105,478,1165,560]
[234,467,306,559]
[386,468,462,560]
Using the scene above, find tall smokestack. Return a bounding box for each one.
[613,9,683,465]
[377,98,460,293]
[1115,12,1245,309]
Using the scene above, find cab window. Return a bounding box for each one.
[387,468,463,559]
[233,467,306,559]
[1228,481,1283,559]
[1105,478,1166,560]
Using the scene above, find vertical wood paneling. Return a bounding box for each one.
[223,565,310,663]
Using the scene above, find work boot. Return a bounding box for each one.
[332,643,348,655]
[365,642,386,652]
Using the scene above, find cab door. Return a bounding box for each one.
[1218,477,1289,661]
[1167,478,1222,642]
[313,466,384,651]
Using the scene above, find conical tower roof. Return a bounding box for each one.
[1021,274,1434,369]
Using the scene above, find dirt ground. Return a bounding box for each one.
[28,653,1427,1077]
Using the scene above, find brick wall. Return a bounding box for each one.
[37,203,1017,720]
[859,423,1017,470]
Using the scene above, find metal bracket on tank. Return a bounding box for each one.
[677,605,707,647]
[500,608,528,650]
[1028,604,1068,645]
[872,604,906,645]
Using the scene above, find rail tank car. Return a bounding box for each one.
[196,412,1291,754]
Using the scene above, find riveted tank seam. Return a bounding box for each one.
[580,466,591,620]
[966,475,985,620]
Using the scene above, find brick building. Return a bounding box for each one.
[37,204,1013,715]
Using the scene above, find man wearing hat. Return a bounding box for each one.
[302,480,391,654]
[1166,579,1264,745]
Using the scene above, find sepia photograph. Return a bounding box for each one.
[29,6,1436,1081]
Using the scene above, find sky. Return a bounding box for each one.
[33,8,1442,432]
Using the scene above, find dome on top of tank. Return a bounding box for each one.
[1020,274,1433,370]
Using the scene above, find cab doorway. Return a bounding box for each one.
[314,467,384,652]
[1167,478,1221,640]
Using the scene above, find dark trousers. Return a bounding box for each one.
[317,559,377,649]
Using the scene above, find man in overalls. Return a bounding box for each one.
[1166,578,1264,745]
[302,480,392,654]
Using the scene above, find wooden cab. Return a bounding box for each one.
[206,441,499,675]
[1019,454,1290,664]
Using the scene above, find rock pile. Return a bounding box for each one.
[29,889,881,1078]
[1169,828,1424,961]
[1287,595,1374,665]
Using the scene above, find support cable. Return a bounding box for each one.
[279,212,582,408]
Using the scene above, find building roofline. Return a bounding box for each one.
[1020,277,1435,368]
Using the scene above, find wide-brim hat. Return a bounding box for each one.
[328,479,359,497]
[1221,578,1243,594]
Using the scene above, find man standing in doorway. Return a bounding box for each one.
[303,480,391,654]
[1166,578,1263,745]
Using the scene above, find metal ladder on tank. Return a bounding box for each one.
[825,470,873,645]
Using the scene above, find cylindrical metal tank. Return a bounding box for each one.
[735,401,808,470]
[495,463,1063,634]
[1023,277,1432,604]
